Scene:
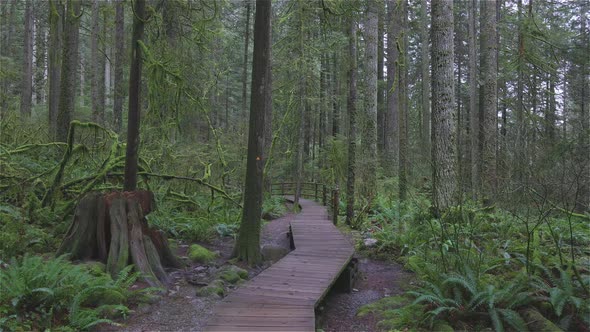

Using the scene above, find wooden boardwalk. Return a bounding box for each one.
[205,198,355,332]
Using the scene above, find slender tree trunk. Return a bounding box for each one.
[34,2,46,105]
[332,51,340,136]
[56,0,81,142]
[294,0,306,208]
[241,1,251,119]
[235,0,272,265]
[481,0,498,202]
[113,0,125,133]
[468,0,479,199]
[385,0,400,177]
[516,0,526,184]
[123,0,146,191]
[377,0,385,156]
[399,0,408,202]
[20,0,33,118]
[91,0,105,125]
[48,0,62,138]
[431,0,457,213]
[420,0,431,163]
[345,16,358,226]
[362,0,378,201]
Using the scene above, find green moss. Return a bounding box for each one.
[187,244,216,263]
[83,261,106,276]
[220,270,241,284]
[196,279,225,297]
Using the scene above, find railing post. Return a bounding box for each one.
[314,183,319,201]
[332,186,339,225]
[322,185,327,206]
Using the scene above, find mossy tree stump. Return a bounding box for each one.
[57,191,181,287]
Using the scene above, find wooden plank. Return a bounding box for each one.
[205,198,353,332]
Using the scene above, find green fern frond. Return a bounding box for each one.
[498,309,528,332]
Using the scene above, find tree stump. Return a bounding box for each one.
[57,191,181,288]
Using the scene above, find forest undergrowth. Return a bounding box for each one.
[355,183,590,331]
[0,116,288,330]
[1,115,589,331]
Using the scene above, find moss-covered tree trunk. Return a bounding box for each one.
[57,191,180,288]
[234,0,272,266]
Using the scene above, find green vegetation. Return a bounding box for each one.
[187,244,217,264]
[358,191,590,331]
[0,255,157,331]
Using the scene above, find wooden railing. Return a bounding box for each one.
[268,181,340,225]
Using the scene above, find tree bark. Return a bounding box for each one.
[399,0,408,202]
[234,0,272,266]
[385,0,401,177]
[431,0,457,213]
[420,0,431,163]
[20,0,33,118]
[123,0,146,191]
[480,0,498,202]
[468,0,479,199]
[377,0,385,156]
[113,0,125,133]
[34,2,47,105]
[345,15,357,226]
[48,0,62,138]
[90,0,105,125]
[362,0,378,201]
[242,1,251,119]
[294,0,306,208]
[56,0,81,142]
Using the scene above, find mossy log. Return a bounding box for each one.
[57,191,180,287]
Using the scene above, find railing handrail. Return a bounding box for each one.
[268,180,340,225]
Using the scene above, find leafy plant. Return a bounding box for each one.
[0,255,155,331]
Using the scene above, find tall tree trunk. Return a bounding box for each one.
[420,0,431,163]
[20,0,33,118]
[362,0,378,201]
[294,0,306,208]
[431,0,457,213]
[113,0,125,133]
[123,0,146,191]
[34,2,46,105]
[56,0,81,142]
[332,51,340,136]
[345,15,357,226]
[515,0,526,184]
[234,0,272,266]
[241,1,251,119]
[399,0,408,202]
[377,0,385,156]
[48,0,62,138]
[385,0,400,177]
[91,0,105,125]
[468,0,479,199]
[480,0,498,202]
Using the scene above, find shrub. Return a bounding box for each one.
[0,255,155,331]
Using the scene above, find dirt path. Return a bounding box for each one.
[317,256,412,332]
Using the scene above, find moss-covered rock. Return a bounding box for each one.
[217,265,249,284]
[188,244,216,263]
[522,308,562,332]
[82,261,107,276]
[196,279,225,297]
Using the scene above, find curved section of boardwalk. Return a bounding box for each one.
[205,198,354,332]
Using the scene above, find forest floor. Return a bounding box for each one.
[102,206,410,332]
